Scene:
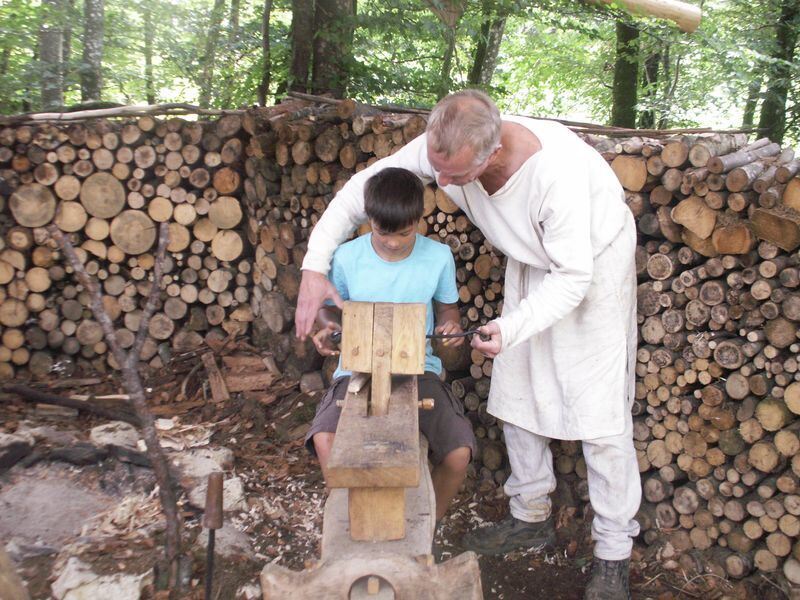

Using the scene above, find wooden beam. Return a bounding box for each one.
[349,487,406,541]
[326,376,420,489]
[594,0,702,33]
[321,436,435,559]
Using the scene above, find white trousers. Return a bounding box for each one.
[502,413,641,561]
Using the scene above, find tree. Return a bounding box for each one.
[257,0,273,106]
[757,0,800,144]
[742,77,761,129]
[142,0,155,104]
[288,0,315,92]
[311,0,356,97]
[229,0,240,43]
[611,21,639,127]
[63,0,75,88]
[39,0,64,109]
[198,0,226,108]
[81,0,104,101]
[468,0,507,89]
[427,0,465,98]
[638,50,659,128]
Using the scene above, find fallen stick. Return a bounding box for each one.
[2,384,140,426]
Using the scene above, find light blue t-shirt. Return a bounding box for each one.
[330,233,459,379]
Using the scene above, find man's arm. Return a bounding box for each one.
[295,135,434,338]
[311,306,342,357]
[490,162,594,352]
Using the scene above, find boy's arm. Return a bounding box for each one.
[434,301,464,347]
[312,307,343,356]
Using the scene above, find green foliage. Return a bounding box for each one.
[0,0,797,143]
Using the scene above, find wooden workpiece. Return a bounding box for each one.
[341,301,374,374]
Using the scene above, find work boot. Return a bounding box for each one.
[583,558,631,600]
[460,514,555,556]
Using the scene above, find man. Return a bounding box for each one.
[295,89,641,600]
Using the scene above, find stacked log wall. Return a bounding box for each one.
[4,102,800,585]
[0,114,254,379]
[241,107,800,585]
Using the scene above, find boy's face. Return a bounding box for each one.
[369,220,417,261]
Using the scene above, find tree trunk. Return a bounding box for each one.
[62,0,74,86]
[425,0,464,98]
[611,21,639,128]
[438,25,456,98]
[143,1,155,104]
[198,0,226,108]
[81,0,104,102]
[657,45,671,129]
[757,0,800,144]
[742,77,761,129]
[39,0,64,110]
[289,0,315,92]
[0,48,9,76]
[311,0,355,98]
[229,0,240,42]
[257,0,273,106]
[467,1,506,88]
[639,50,659,129]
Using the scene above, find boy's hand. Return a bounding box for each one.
[434,320,465,347]
[471,321,502,358]
[312,322,342,357]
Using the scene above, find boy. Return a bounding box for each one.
[305,167,476,522]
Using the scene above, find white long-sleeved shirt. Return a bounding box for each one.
[302,116,629,350]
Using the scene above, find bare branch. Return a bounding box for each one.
[47,224,184,588]
[129,222,170,370]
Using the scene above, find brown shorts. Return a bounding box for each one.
[305,372,476,465]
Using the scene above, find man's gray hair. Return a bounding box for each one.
[427,89,501,164]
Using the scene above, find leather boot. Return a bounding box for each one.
[460,514,555,556]
[583,558,631,600]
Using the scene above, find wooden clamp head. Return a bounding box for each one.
[328,301,428,543]
[340,301,426,416]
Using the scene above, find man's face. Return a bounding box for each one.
[369,220,417,261]
[427,144,490,187]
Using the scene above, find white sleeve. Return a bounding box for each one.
[494,164,594,349]
[301,135,434,275]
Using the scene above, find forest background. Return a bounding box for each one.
[0,0,797,144]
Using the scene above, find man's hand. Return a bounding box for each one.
[471,321,502,358]
[295,271,343,340]
[312,322,342,357]
[434,320,465,347]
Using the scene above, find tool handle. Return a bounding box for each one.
[332,328,491,342]
[429,329,491,341]
[203,472,224,530]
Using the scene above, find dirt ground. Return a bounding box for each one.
[0,378,793,599]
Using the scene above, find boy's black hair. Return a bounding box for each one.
[364,167,424,232]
